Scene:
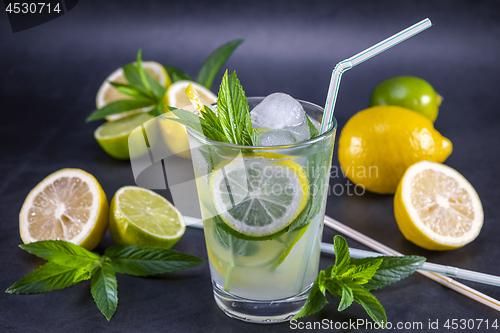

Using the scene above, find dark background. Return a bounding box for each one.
[1,0,500,332]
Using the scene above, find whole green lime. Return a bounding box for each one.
[370,76,442,122]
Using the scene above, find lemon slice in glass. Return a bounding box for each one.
[394,161,483,250]
[210,154,309,238]
[109,186,186,249]
[19,169,109,250]
[96,61,171,121]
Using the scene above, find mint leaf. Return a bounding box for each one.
[346,258,383,285]
[288,150,329,233]
[166,107,228,143]
[149,103,164,117]
[164,65,192,83]
[287,198,313,233]
[351,256,425,291]
[143,70,166,100]
[109,82,154,102]
[196,39,244,89]
[5,262,91,294]
[295,235,422,325]
[216,71,257,146]
[123,63,151,95]
[136,49,151,94]
[251,129,260,146]
[293,271,328,319]
[105,245,204,276]
[86,99,153,122]
[164,71,258,147]
[19,240,100,268]
[323,278,341,298]
[333,235,350,275]
[91,261,118,321]
[215,71,239,144]
[200,105,224,134]
[350,284,387,326]
[227,71,256,145]
[338,284,353,311]
[305,114,319,139]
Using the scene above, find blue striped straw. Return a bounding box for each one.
[320,18,433,134]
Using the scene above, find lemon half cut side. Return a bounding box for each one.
[395,161,483,250]
[19,169,109,251]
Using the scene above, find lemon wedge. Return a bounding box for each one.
[394,161,483,250]
[96,62,171,121]
[165,80,217,108]
[19,169,108,250]
[162,81,217,159]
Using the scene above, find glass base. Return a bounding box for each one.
[212,281,312,324]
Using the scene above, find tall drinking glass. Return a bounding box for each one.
[187,97,337,323]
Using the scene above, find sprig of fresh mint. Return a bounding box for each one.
[166,69,321,146]
[295,235,425,326]
[167,70,259,146]
[86,40,243,122]
[5,240,204,321]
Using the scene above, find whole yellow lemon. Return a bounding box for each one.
[338,106,452,194]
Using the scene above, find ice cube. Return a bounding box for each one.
[286,120,311,142]
[258,130,297,146]
[251,93,305,130]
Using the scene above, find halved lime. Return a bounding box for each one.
[94,113,154,160]
[210,154,309,238]
[109,186,185,249]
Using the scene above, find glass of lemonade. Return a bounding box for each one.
[187,96,337,323]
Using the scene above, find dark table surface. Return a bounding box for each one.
[1,0,500,332]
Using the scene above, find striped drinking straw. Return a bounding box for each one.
[319,18,433,134]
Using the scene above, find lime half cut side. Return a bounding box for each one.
[109,186,186,249]
[210,155,309,238]
[94,113,154,160]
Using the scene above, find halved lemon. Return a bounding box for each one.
[19,169,109,251]
[109,186,185,249]
[210,154,309,238]
[96,62,171,121]
[394,161,483,250]
[165,80,217,108]
[162,81,217,159]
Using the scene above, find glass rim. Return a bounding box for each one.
[187,97,337,150]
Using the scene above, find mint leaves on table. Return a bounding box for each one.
[86,39,243,122]
[167,70,259,146]
[295,235,425,326]
[5,240,204,321]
